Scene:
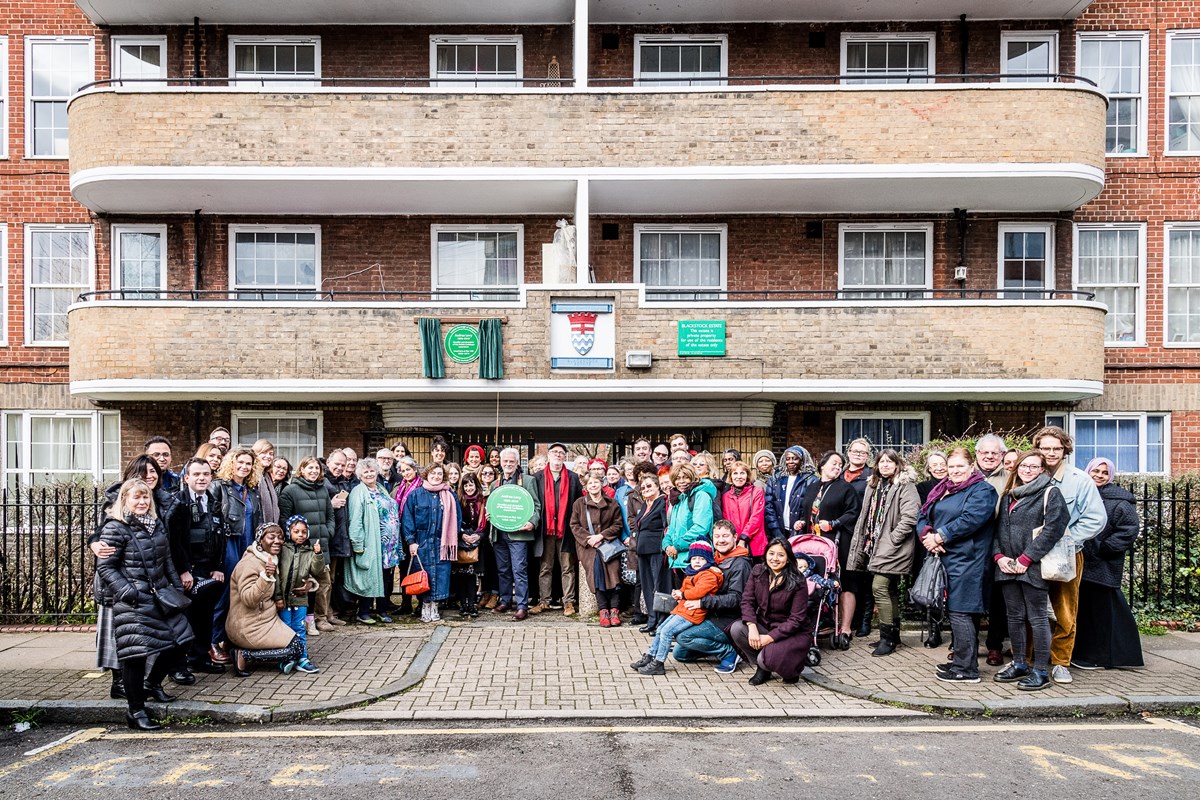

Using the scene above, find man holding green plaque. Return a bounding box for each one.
[489,448,541,621]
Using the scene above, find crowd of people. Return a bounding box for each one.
[90,427,1144,730]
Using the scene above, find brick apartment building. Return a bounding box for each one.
[0,1,1197,483]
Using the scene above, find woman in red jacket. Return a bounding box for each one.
[722,460,766,560]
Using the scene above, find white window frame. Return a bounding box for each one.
[1163,221,1200,347]
[1077,31,1148,157]
[1072,222,1146,347]
[25,36,95,160]
[1054,411,1170,476]
[230,410,324,468]
[111,224,167,298]
[633,223,729,298]
[840,32,936,85]
[0,223,7,346]
[24,224,94,346]
[997,222,1056,299]
[111,35,167,87]
[2,409,121,487]
[0,36,9,160]
[634,34,728,87]
[429,35,523,89]
[1000,31,1059,83]
[228,224,321,300]
[835,411,931,454]
[430,223,524,298]
[838,222,934,297]
[1166,30,1200,156]
[229,36,321,88]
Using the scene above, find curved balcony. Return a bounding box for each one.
[68,79,1107,216]
[68,287,1106,403]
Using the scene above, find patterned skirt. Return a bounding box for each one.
[94,604,119,670]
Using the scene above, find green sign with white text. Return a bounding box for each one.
[677,320,727,357]
[445,324,481,364]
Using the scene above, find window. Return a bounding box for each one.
[839,224,932,298]
[231,411,322,469]
[230,37,319,88]
[431,225,523,299]
[1074,224,1144,345]
[430,36,522,89]
[635,35,727,87]
[1077,33,1147,156]
[111,36,166,87]
[1166,223,1200,346]
[25,225,93,345]
[0,224,6,346]
[634,225,727,300]
[998,223,1055,299]
[1168,32,1200,154]
[26,37,94,158]
[1001,32,1058,82]
[3,410,120,489]
[1,36,9,159]
[230,226,319,300]
[836,412,930,454]
[841,33,935,84]
[111,225,166,299]
[1067,413,1168,475]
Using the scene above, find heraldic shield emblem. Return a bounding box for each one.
[568,311,597,356]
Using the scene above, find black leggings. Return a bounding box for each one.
[240,635,304,667]
[596,587,620,609]
[121,645,185,712]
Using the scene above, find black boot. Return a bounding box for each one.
[143,682,177,703]
[748,666,773,686]
[857,597,875,638]
[126,709,162,731]
[109,672,126,700]
[871,624,900,657]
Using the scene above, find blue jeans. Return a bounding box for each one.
[494,532,529,610]
[647,614,696,662]
[279,607,309,660]
[672,619,735,662]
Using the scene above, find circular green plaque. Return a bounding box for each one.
[486,484,536,532]
[445,324,481,364]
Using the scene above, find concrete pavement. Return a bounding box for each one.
[0,613,1197,724]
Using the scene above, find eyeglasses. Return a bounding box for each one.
[653,450,669,457]
[1039,446,1065,453]
[1017,463,1044,472]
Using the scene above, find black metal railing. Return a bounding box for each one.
[76,72,1097,93]
[1126,480,1200,613]
[77,288,523,303]
[642,288,1098,302]
[0,486,103,623]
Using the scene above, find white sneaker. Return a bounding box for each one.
[430,605,442,622]
[305,618,320,636]
[1050,665,1073,684]
[420,603,432,623]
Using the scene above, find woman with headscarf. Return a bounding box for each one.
[752,449,777,493]
[765,445,817,540]
[1072,457,1143,670]
[402,462,460,622]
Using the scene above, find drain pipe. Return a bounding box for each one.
[959,14,969,77]
[192,210,203,298]
[192,17,202,83]
[953,208,968,290]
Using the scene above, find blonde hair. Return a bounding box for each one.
[691,450,719,477]
[108,478,157,521]
[251,438,275,455]
[217,446,261,489]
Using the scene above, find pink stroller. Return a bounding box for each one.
[789,534,841,667]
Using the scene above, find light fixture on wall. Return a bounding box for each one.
[626,351,652,369]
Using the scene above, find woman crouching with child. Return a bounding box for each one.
[629,541,724,675]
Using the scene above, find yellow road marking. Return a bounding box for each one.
[153,759,219,786]
[1089,744,1200,778]
[1146,717,1200,737]
[0,728,105,781]
[270,763,329,786]
[41,755,149,786]
[1019,745,1139,780]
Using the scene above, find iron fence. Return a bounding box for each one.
[1125,480,1200,613]
[0,486,103,623]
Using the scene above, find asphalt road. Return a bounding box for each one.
[2,717,1200,799]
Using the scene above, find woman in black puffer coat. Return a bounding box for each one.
[1072,457,1144,669]
[96,478,194,731]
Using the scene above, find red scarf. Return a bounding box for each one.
[543,466,571,539]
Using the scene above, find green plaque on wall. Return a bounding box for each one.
[444,324,481,364]
[677,320,727,357]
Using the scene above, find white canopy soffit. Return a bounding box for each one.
[75,0,1095,25]
[70,165,1104,216]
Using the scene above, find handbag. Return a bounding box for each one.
[620,550,638,586]
[586,508,628,563]
[188,576,222,599]
[652,591,676,614]
[456,547,480,565]
[400,553,431,595]
[908,553,947,611]
[125,524,191,614]
[1030,488,1076,583]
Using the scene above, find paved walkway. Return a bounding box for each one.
[0,614,1197,723]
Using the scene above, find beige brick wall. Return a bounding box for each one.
[68,289,1106,386]
[68,87,1106,173]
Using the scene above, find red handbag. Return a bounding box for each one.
[400,554,430,596]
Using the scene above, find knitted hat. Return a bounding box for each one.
[687,540,716,570]
[464,445,485,463]
[254,522,283,543]
[753,449,777,469]
[284,515,309,539]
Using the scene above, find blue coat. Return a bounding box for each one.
[400,486,459,602]
[765,471,817,539]
[917,479,998,614]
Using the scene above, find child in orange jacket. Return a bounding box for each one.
[629,541,724,676]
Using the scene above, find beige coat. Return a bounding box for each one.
[226,548,296,651]
[846,467,920,576]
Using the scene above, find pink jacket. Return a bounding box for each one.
[722,484,767,556]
